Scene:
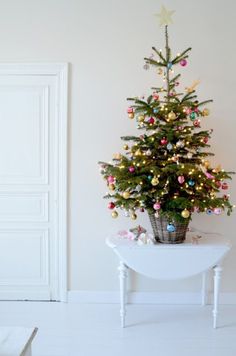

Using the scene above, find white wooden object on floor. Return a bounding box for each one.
[106,233,231,329]
[0,327,37,356]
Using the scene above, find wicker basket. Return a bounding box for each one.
[148,213,189,244]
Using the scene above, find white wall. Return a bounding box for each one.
[0,0,235,295]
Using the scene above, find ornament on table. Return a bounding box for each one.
[190,112,197,120]
[152,92,159,100]
[176,140,185,148]
[203,137,209,144]
[202,108,210,116]
[181,209,190,218]
[122,191,130,199]
[151,176,159,186]
[215,181,221,188]
[185,80,200,94]
[129,225,147,239]
[167,143,173,151]
[222,182,228,190]
[146,149,152,156]
[206,209,213,215]
[153,202,161,210]
[160,137,168,145]
[193,119,201,127]
[180,59,187,66]
[113,153,122,160]
[123,144,129,150]
[111,210,118,218]
[214,207,222,215]
[153,108,159,114]
[137,232,155,245]
[130,212,137,220]
[167,223,176,233]
[188,179,195,187]
[178,175,185,184]
[107,175,115,184]
[108,183,115,191]
[137,115,145,122]
[167,111,176,121]
[148,117,155,124]
[108,202,115,210]
[191,235,202,245]
[129,166,135,173]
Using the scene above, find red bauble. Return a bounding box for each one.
[203,137,208,144]
[222,182,229,190]
[129,166,135,173]
[108,202,115,209]
[193,119,201,127]
[152,93,159,101]
[149,117,155,124]
[215,181,221,188]
[127,107,133,113]
[160,137,168,145]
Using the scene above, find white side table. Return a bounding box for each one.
[106,233,231,329]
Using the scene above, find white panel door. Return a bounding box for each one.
[0,64,67,301]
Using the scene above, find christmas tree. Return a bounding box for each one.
[99,6,234,240]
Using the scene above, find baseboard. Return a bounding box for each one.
[68,291,236,305]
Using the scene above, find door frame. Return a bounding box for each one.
[0,63,68,302]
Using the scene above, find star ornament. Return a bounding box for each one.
[155,5,175,27]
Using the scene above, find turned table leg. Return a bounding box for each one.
[118,261,128,328]
[201,271,207,306]
[213,265,223,329]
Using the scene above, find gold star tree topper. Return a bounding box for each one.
[155,5,175,27]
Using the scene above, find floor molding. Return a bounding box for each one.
[68,291,236,305]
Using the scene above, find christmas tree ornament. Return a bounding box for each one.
[193,119,201,127]
[160,137,168,145]
[130,212,137,220]
[167,143,173,151]
[205,172,214,179]
[214,207,222,215]
[124,210,130,217]
[108,202,115,209]
[128,113,135,119]
[111,210,118,218]
[178,175,185,184]
[129,166,135,173]
[151,177,159,186]
[190,112,197,120]
[153,202,161,210]
[123,144,129,150]
[202,108,210,116]
[108,183,115,191]
[176,140,185,148]
[135,149,142,156]
[107,175,115,184]
[113,153,122,160]
[149,117,155,124]
[136,185,142,192]
[154,211,159,218]
[167,62,173,69]
[122,191,130,199]
[204,160,210,168]
[203,137,209,143]
[152,92,159,100]
[148,175,152,181]
[137,115,145,122]
[181,209,190,218]
[188,179,195,187]
[146,149,152,156]
[153,108,159,114]
[168,111,176,121]
[167,223,176,232]
[215,181,221,188]
[127,107,133,114]
[206,209,213,215]
[187,152,193,159]
[155,5,175,27]
[222,182,228,190]
[140,207,145,212]
[180,59,187,66]
[143,63,150,70]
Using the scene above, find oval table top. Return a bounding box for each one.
[106,233,231,280]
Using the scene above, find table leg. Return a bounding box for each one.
[201,271,207,306]
[213,265,223,329]
[118,261,128,328]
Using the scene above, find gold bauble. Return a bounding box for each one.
[138,115,145,122]
[113,153,122,160]
[128,113,135,119]
[109,184,115,191]
[135,149,142,156]
[204,160,210,168]
[123,144,129,150]
[151,177,159,186]
[181,209,190,219]
[122,191,130,199]
[202,108,210,117]
[168,111,176,121]
[111,210,118,218]
[130,212,137,220]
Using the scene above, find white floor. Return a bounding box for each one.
[0,302,236,356]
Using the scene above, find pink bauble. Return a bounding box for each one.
[203,137,208,144]
[149,117,155,124]
[193,119,201,127]
[205,172,214,179]
[108,202,115,210]
[222,182,229,190]
[160,137,168,145]
[153,202,161,210]
[194,107,199,113]
[180,59,187,67]
[127,107,133,113]
[152,93,159,101]
[178,175,185,184]
[129,166,135,173]
[185,108,192,115]
[107,175,115,183]
[215,181,221,188]
[214,207,222,215]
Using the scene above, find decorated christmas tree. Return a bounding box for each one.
[99,6,234,243]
